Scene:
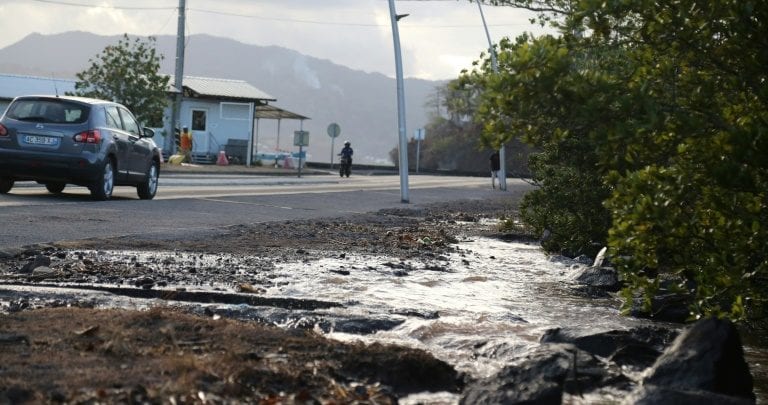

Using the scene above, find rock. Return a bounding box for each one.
[340,344,459,396]
[624,385,755,405]
[573,255,593,265]
[540,326,677,369]
[317,317,405,334]
[29,266,57,281]
[571,266,620,292]
[390,308,439,320]
[0,386,34,404]
[639,317,754,401]
[18,254,51,274]
[629,292,691,323]
[134,277,155,289]
[460,343,627,404]
[0,247,24,259]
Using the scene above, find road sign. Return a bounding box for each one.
[414,128,425,141]
[327,123,341,138]
[294,130,309,146]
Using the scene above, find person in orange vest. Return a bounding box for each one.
[179,126,193,163]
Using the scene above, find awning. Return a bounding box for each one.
[253,104,308,120]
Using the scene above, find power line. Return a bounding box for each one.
[30,0,175,10]
[27,0,530,29]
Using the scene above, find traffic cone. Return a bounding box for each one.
[216,150,229,166]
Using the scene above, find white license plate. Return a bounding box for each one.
[24,135,59,146]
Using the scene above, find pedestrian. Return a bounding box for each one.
[490,151,500,189]
[179,126,193,163]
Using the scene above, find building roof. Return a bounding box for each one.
[175,76,276,102]
[254,104,308,120]
[0,73,307,120]
[0,73,76,100]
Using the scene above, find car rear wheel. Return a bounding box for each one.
[90,159,114,201]
[0,177,13,194]
[137,161,159,200]
[45,182,66,194]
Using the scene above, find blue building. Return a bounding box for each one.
[0,73,309,165]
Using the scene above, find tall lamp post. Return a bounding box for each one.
[388,0,410,203]
[477,1,507,191]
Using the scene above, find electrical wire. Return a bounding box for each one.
[26,0,529,29]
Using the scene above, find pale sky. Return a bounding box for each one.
[0,0,552,80]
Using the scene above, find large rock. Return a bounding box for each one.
[540,326,678,370]
[635,317,755,402]
[460,343,628,404]
[571,266,621,292]
[628,292,692,323]
[18,254,51,274]
[625,385,755,405]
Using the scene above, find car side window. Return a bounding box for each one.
[105,106,122,129]
[118,107,140,136]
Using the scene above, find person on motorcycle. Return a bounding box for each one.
[338,141,354,177]
[339,141,353,163]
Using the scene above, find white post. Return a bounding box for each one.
[246,102,255,167]
[330,137,335,169]
[388,0,410,203]
[477,1,507,191]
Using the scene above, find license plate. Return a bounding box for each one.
[24,135,59,146]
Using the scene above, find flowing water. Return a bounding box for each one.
[266,236,767,404]
[2,236,765,403]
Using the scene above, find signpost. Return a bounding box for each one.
[294,130,309,178]
[327,122,341,168]
[414,128,425,174]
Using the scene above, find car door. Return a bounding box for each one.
[104,105,133,182]
[117,106,151,180]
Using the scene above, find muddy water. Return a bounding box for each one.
[2,236,765,403]
[269,237,767,403]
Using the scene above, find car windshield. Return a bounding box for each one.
[6,99,89,124]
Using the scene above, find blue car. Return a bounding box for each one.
[0,95,161,200]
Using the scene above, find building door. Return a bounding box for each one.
[189,108,209,156]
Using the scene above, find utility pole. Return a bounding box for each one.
[388,0,410,203]
[170,0,186,153]
[477,1,507,191]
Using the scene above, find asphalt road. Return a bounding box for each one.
[0,172,533,250]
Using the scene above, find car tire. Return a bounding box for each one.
[0,177,13,194]
[45,182,66,194]
[137,161,159,200]
[90,159,115,201]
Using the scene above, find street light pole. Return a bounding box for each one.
[477,1,507,191]
[170,0,186,154]
[388,0,410,203]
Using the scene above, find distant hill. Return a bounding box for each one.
[0,31,445,164]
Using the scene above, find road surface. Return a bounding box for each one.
[0,173,533,250]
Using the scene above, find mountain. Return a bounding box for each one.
[0,32,445,165]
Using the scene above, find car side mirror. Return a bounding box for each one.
[142,127,155,138]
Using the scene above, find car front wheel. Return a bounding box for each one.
[90,159,115,201]
[0,177,13,194]
[137,161,159,200]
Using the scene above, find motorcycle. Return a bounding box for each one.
[339,156,351,177]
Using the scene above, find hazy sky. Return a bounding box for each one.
[0,0,553,80]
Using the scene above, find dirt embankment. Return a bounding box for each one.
[0,197,527,404]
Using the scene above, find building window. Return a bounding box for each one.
[192,109,207,131]
[220,102,250,120]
